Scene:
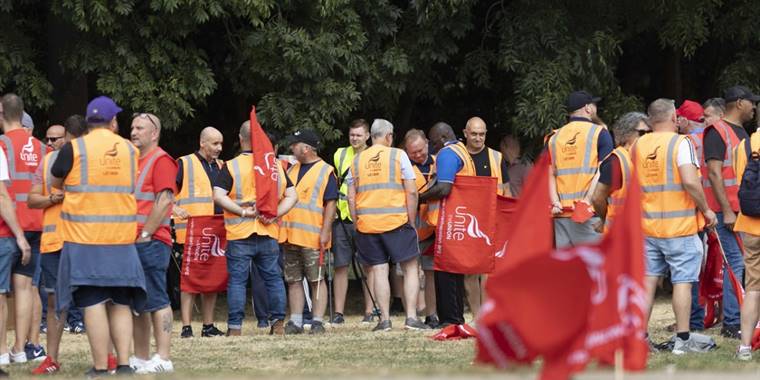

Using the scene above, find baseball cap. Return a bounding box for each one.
[565,90,602,113]
[676,100,704,122]
[285,129,321,149]
[723,85,760,103]
[86,96,122,124]
[21,112,34,130]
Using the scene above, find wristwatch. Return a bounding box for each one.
[140,231,151,239]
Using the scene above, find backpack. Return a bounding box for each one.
[738,138,760,217]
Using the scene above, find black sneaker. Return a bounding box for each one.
[372,319,392,332]
[85,368,110,379]
[361,313,375,324]
[201,324,224,337]
[115,364,135,376]
[284,320,304,335]
[180,325,193,338]
[309,321,326,334]
[721,324,741,340]
[331,313,345,324]
[424,315,440,329]
[404,317,431,331]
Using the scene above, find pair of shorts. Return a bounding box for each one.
[331,220,356,268]
[135,240,171,312]
[356,223,419,266]
[13,231,40,280]
[0,237,16,293]
[40,251,61,293]
[283,244,323,283]
[73,286,135,309]
[553,217,601,249]
[419,238,435,271]
[742,233,760,291]
[645,234,703,283]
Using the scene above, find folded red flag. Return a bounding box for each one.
[249,106,279,219]
[700,231,724,329]
[431,323,478,341]
[571,200,594,223]
[181,215,228,293]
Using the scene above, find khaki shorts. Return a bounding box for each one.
[283,244,323,283]
[743,233,760,291]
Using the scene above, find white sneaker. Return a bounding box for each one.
[0,353,9,365]
[10,349,26,363]
[136,354,174,374]
[129,355,148,372]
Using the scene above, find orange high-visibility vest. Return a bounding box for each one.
[280,160,334,249]
[135,147,174,246]
[426,142,503,226]
[734,132,760,234]
[0,129,46,232]
[413,155,436,240]
[174,154,222,244]
[40,150,64,253]
[548,121,603,216]
[603,147,632,232]
[60,129,138,245]
[351,145,409,234]
[635,132,700,238]
[701,120,741,212]
[223,153,287,241]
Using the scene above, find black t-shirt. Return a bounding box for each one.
[215,153,294,193]
[703,121,749,162]
[294,161,339,202]
[469,148,510,183]
[50,142,74,178]
[598,154,622,191]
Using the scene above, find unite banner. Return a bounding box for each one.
[433,175,497,274]
[181,215,228,294]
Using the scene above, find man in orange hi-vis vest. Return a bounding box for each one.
[548,90,614,248]
[347,119,429,332]
[50,96,146,376]
[636,99,717,355]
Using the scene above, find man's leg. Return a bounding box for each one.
[333,266,349,316]
[0,294,7,356]
[363,264,376,315]
[400,258,420,319]
[287,281,305,326]
[464,274,481,318]
[132,313,152,360]
[152,306,172,359]
[310,280,327,322]
[201,293,217,325]
[83,303,110,370]
[29,287,42,345]
[716,212,744,333]
[250,265,270,323]
[672,283,692,334]
[225,240,251,334]
[12,274,33,354]
[424,270,436,317]
[107,303,133,366]
[180,292,195,326]
[370,264,391,321]
[253,237,287,328]
[45,296,66,361]
[435,270,465,325]
[741,291,760,348]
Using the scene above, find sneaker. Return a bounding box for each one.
[404,317,431,331]
[721,324,741,340]
[63,323,71,333]
[309,321,326,334]
[257,320,269,329]
[361,313,375,325]
[71,322,86,334]
[84,368,109,379]
[372,319,392,332]
[180,325,193,338]
[32,356,61,375]
[115,365,134,375]
[24,343,46,362]
[129,356,148,372]
[646,337,659,353]
[135,354,174,374]
[270,320,284,335]
[201,324,224,337]
[736,346,753,361]
[0,353,9,365]
[39,321,47,334]
[424,315,440,329]
[107,353,117,373]
[284,321,304,335]
[10,348,27,363]
[331,313,345,325]
[303,318,313,329]
[672,336,710,355]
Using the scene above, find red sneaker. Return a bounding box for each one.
[107,354,117,373]
[31,356,60,375]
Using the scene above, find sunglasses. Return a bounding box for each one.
[132,113,159,130]
[636,130,652,136]
[45,136,64,144]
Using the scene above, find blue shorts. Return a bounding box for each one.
[0,237,16,293]
[40,251,61,293]
[13,231,40,280]
[356,223,419,266]
[645,234,703,284]
[73,286,135,309]
[135,240,171,312]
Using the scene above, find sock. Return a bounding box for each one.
[291,314,303,327]
[183,325,191,329]
[739,344,752,351]
[676,331,690,341]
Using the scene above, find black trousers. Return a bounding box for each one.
[434,270,465,325]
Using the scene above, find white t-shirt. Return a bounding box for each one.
[345,149,416,185]
[676,138,699,168]
[0,148,9,182]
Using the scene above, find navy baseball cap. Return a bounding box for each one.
[566,90,602,113]
[285,129,321,149]
[86,96,122,124]
[723,85,760,103]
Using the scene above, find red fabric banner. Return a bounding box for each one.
[700,231,724,329]
[181,215,228,294]
[250,106,278,219]
[433,175,497,274]
[493,195,518,271]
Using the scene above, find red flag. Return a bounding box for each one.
[700,231,724,329]
[250,106,278,219]
[493,195,518,271]
[181,215,228,293]
[433,175,497,274]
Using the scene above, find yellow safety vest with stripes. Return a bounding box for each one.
[351,145,408,234]
[280,160,334,249]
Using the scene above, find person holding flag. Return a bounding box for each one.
[635,99,717,354]
[279,129,337,335]
[212,116,297,336]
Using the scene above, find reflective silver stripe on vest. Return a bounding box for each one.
[428,203,439,211]
[356,183,404,192]
[177,155,215,206]
[281,221,321,234]
[556,167,598,176]
[356,206,407,215]
[337,148,349,175]
[355,149,400,195]
[60,212,136,223]
[134,149,164,201]
[42,225,56,233]
[135,214,170,226]
[559,190,587,201]
[231,158,244,203]
[581,124,600,172]
[643,210,695,219]
[0,135,34,180]
[175,222,186,230]
[45,150,60,195]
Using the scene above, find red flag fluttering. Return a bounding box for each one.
[700,231,724,329]
[250,106,279,219]
[476,151,648,379]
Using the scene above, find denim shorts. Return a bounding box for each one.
[73,286,135,308]
[135,240,171,312]
[0,237,16,293]
[40,251,61,293]
[645,234,703,283]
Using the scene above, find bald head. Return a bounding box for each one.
[199,126,223,161]
[429,122,455,154]
[464,116,487,153]
[45,124,66,150]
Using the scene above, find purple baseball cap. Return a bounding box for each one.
[86,96,122,124]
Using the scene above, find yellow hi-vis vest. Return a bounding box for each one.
[223,153,287,241]
[634,132,700,238]
[334,146,357,222]
[549,121,603,216]
[351,145,408,234]
[40,150,63,253]
[174,154,222,244]
[60,129,138,245]
[604,147,631,232]
[280,160,334,249]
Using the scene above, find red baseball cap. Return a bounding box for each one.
[676,100,704,122]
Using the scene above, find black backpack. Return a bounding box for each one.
[738,138,760,217]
